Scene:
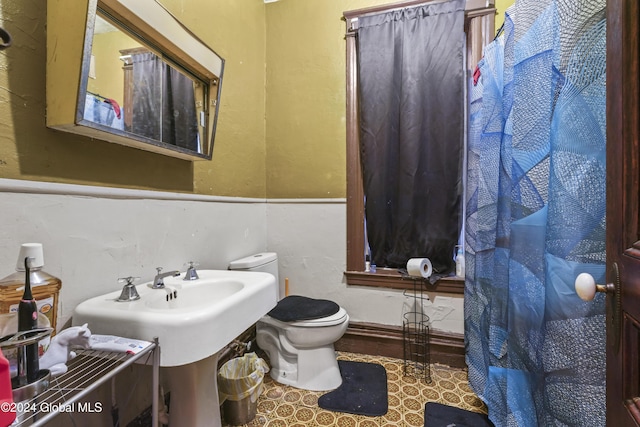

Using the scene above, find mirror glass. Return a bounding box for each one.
[77,1,224,160]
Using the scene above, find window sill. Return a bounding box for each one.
[344,268,464,294]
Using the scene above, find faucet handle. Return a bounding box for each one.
[184,261,200,281]
[116,277,140,302]
[118,276,140,286]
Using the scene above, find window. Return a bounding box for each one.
[343,0,495,292]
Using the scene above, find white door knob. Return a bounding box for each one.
[575,273,597,301]
[574,272,616,301]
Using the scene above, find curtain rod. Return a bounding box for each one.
[344,0,494,21]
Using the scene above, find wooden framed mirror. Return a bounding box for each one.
[46,0,224,161]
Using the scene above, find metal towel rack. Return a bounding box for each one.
[8,339,159,426]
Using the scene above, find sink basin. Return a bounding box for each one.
[144,280,243,310]
[73,269,278,367]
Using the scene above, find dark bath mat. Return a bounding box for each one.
[318,360,388,416]
[268,295,339,322]
[424,402,494,427]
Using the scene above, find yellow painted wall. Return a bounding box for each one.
[265,0,389,199]
[264,0,513,199]
[495,0,515,33]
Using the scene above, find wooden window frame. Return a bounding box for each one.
[343,0,495,293]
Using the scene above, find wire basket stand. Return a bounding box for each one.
[402,277,431,383]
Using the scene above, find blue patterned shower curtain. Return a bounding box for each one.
[465,0,606,426]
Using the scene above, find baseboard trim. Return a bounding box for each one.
[334,321,466,369]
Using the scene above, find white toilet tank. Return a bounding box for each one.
[229,252,281,297]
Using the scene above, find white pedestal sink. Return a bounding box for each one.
[73,270,278,427]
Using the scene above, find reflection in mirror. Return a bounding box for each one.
[75,0,224,160]
[85,14,203,152]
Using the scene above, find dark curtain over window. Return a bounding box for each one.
[132,52,162,140]
[132,52,199,151]
[161,67,199,150]
[357,0,465,273]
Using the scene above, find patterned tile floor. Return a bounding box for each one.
[222,352,487,427]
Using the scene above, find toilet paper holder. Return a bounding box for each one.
[401,276,431,383]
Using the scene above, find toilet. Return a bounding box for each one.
[228,253,349,391]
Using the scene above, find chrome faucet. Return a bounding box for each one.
[184,261,199,281]
[152,267,180,289]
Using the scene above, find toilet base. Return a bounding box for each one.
[269,345,342,391]
[256,308,349,392]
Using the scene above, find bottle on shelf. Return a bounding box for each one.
[0,243,61,385]
[0,243,62,332]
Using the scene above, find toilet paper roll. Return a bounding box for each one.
[16,243,44,271]
[406,258,433,278]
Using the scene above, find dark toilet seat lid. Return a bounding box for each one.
[268,295,340,322]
